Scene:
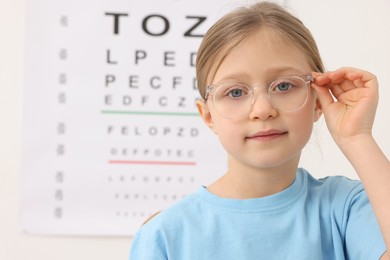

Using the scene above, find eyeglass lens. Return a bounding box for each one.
[211,76,309,119]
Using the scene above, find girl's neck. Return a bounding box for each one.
[207,160,298,199]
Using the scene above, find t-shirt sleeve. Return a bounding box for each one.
[129,228,167,260]
[344,186,386,259]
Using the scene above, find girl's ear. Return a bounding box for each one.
[313,96,323,122]
[196,99,217,134]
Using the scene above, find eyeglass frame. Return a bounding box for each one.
[203,74,313,117]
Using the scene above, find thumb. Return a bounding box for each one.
[312,83,334,110]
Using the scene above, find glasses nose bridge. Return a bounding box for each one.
[250,85,272,107]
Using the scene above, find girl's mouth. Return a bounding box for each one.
[247,130,288,141]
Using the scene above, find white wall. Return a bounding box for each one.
[1,0,389,259]
[0,1,130,260]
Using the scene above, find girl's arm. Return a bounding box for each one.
[313,67,389,259]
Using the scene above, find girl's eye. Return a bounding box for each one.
[216,83,250,100]
[275,82,293,92]
[228,88,244,97]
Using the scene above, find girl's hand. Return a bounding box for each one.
[311,67,379,149]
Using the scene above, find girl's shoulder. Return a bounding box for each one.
[303,168,363,196]
[301,168,365,213]
[138,190,201,229]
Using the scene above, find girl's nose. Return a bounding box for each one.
[249,91,278,120]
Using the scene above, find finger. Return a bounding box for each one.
[326,84,346,99]
[327,69,348,84]
[314,73,354,99]
[337,88,370,106]
[311,71,323,78]
[346,70,378,89]
[311,83,335,108]
[315,68,366,94]
[314,70,345,85]
[329,67,377,88]
[315,67,358,84]
[325,69,359,89]
[312,73,330,86]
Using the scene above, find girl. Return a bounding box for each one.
[130,2,389,259]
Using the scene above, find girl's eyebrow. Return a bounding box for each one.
[215,73,250,83]
[265,66,308,76]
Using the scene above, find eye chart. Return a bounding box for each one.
[21,0,235,236]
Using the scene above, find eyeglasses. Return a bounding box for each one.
[204,74,313,119]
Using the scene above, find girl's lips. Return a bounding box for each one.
[247,130,288,140]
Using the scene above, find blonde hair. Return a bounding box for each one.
[196,1,324,99]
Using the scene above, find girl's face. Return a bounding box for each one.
[197,29,322,173]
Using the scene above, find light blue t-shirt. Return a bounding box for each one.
[129,168,386,259]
